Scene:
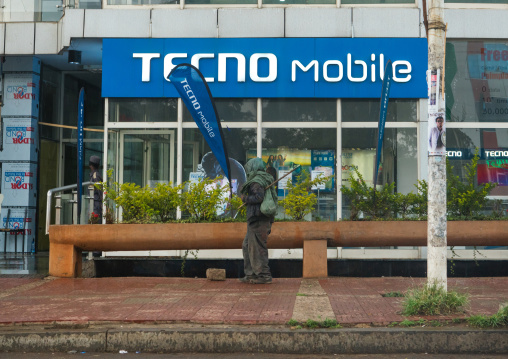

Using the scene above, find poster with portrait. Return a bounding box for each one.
[428,112,446,156]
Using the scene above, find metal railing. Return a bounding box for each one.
[45,181,93,235]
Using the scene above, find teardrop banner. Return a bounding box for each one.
[168,64,231,186]
[374,59,393,188]
[77,87,85,224]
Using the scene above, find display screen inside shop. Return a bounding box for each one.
[247,149,335,197]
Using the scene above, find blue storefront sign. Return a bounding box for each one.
[102,38,428,99]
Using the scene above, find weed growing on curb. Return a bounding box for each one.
[382,291,405,298]
[399,319,426,327]
[402,282,469,316]
[467,306,508,328]
[287,318,341,329]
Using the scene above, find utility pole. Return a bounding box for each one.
[427,0,448,290]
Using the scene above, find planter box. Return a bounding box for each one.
[49,221,508,278]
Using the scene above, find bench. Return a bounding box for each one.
[48,220,508,278]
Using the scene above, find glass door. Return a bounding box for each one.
[119,130,175,187]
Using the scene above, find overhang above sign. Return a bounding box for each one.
[102,38,428,99]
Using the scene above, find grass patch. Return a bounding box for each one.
[287,318,341,329]
[296,293,308,297]
[382,291,405,298]
[402,282,469,316]
[399,319,426,327]
[467,306,508,328]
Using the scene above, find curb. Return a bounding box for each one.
[1,326,507,354]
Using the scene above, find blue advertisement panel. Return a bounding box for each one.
[102,38,428,99]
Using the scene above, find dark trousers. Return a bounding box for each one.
[242,220,272,278]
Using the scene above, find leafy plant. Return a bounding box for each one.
[447,148,496,217]
[181,177,230,222]
[280,172,332,221]
[402,281,469,316]
[341,168,396,220]
[150,182,184,222]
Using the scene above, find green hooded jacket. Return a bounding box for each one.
[241,158,278,217]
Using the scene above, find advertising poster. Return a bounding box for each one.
[1,73,40,117]
[311,150,335,192]
[0,207,35,253]
[428,111,446,156]
[2,162,38,207]
[0,118,38,161]
[341,149,376,188]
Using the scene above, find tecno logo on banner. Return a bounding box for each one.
[102,38,428,99]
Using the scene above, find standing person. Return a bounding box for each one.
[429,115,445,152]
[89,156,103,221]
[239,158,277,284]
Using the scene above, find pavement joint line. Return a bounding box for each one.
[0,277,56,299]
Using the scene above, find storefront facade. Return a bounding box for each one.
[0,1,507,261]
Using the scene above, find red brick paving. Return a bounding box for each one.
[0,277,506,326]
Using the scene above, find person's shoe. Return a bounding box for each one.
[239,275,257,283]
[250,276,272,284]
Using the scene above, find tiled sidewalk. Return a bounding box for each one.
[0,277,506,326]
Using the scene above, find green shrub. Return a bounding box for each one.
[115,183,155,223]
[341,168,397,220]
[150,182,184,222]
[402,282,469,316]
[181,177,230,222]
[447,148,496,217]
[280,172,332,221]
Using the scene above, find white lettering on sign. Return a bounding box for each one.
[250,54,277,82]
[446,151,462,157]
[191,53,215,82]
[134,52,413,84]
[218,53,246,82]
[485,150,508,158]
[133,53,160,82]
[164,53,188,82]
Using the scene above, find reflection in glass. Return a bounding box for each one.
[262,128,337,221]
[183,99,257,122]
[447,41,508,122]
[263,0,334,3]
[263,99,336,122]
[109,98,177,122]
[447,128,508,196]
[341,128,417,219]
[185,0,255,3]
[342,99,417,122]
[182,128,256,196]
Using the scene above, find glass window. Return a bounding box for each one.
[342,99,417,122]
[108,98,177,122]
[262,128,337,221]
[262,99,336,122]
[447,41,508,122]
[447,128,508,196]
[40,66,60,141]
[341,128,418,219]
[341,0,413,4]
[263,0,335,3]
[108,0,180,4]
[446,0,508,3]
[182,128,256,197]
[183,99,257,123]
[185,0,256,3]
